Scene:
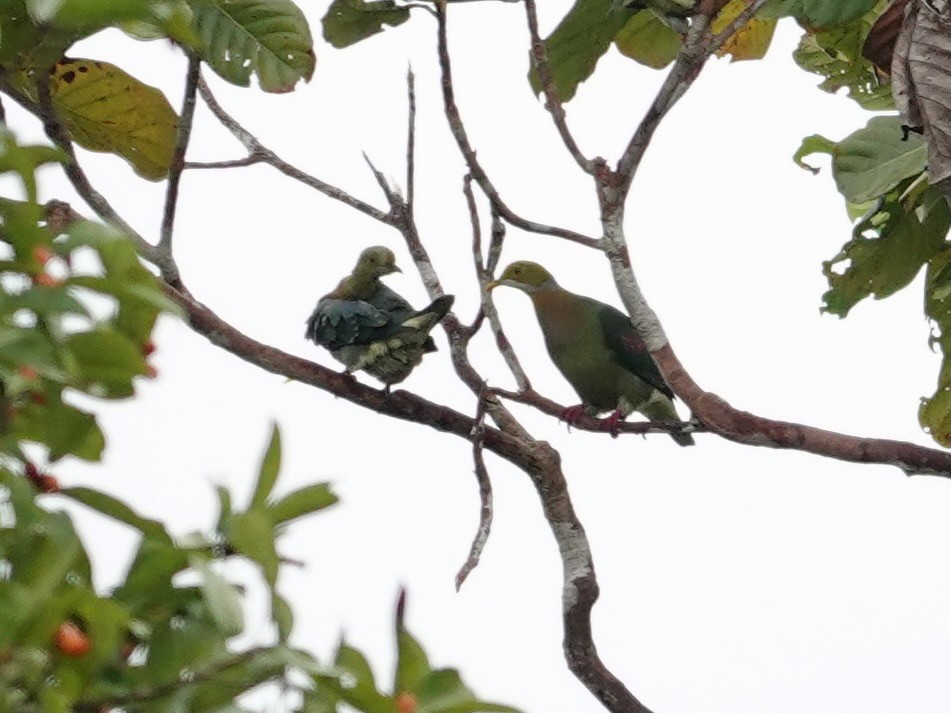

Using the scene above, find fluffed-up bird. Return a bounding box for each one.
[488,261,694,446]
[305,246,454,390]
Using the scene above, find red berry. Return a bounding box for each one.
[54,621,91,658]
[142,340,157,356]
[144,364,158,379]
[37,474,60,493]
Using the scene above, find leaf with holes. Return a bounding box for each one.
[822,185,950,317]
[46,59,177,180]
[192,0,315,93]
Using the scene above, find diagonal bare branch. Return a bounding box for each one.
[463,175,532,390]
[196,77,392,224]
[523,0,595,174]
[159,53,201,254]
[434,2,603,249]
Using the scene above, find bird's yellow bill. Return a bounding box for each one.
[486,280,500,291]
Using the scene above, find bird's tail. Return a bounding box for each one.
[641,396,695,447]
[401,294,455,333]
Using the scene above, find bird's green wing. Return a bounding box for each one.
[595,302,674,399]
[305,298,392,350]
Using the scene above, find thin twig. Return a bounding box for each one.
[523,0,595,174]
[463,175,531,390]
[406,66,417,215]
[197,78,391,224]
[456,387,494,590]
[159,53,201,254]
[185,156,264,169]
[433,2,602,249]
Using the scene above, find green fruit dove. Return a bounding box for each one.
[306,246,454,391]
[489,261,694,446]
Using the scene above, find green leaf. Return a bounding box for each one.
[763,0,880,27]
[192,0,315,93]
[797,116,927,204]
[251,424,281,509]
[273,592,293,643]
[16,402,105,461]
[0,325,59,370]
[793,133,838,174]
[64,327,147,397]
[26,0,154,29]
[613,10,680,69]
[395,627,431,698]
[530,0,630,102]
[321,0,410,49]
[822,186,951,316]
[920,358,951,448]
[228,510,279,586]
[8,287,90,318]
[415,669,522,713]
[268,483,338,525]
[920,245,951,447]
[0,129,66,202]
[47,58,178,181]
[327,644,393,713]
[59,487,168,539]
[191,557,245,637]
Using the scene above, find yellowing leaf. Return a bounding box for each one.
[50,59,178,180]
[712,0,777,61]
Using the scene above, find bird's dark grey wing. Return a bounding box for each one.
[595,302,674,399]
[368,284,415,321]
[305,298,393,350]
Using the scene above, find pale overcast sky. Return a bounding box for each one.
[8,2,951,711]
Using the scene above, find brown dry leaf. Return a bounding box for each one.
[862,0,912,73]
[892,0,951,187]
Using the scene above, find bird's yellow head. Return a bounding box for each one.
[354,246,401,279]
[487,261,556,293]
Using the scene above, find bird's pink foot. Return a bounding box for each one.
[559,405,587,431]
[602,410,625,438]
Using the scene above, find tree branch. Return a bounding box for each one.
[196,78,392,225]
[455,388,494,590]
[433,2,602,250]
[523,0,595,174]
[159,53,201,254]
[464,175,532,390]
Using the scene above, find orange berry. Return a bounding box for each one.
[33,273,61,288]
[54,621,91,658]
[18,365,38,380]
[144,364,158,379]
[32,246,55,265]
[395,692,417,713]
